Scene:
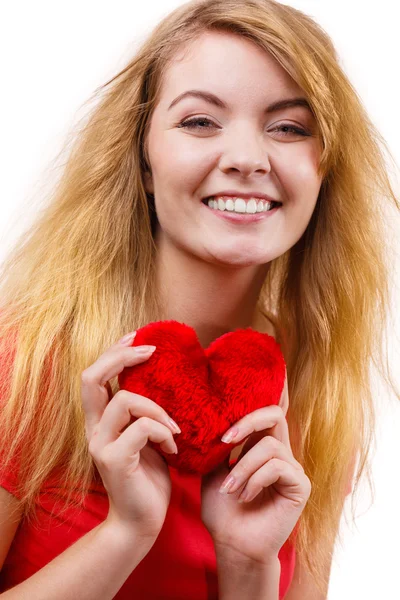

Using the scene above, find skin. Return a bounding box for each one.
[142,33,318,580]
[143,30,323,348]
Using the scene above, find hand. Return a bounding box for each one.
[201,371,311,563]
[81,332,181,541]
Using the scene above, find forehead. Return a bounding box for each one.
[159,30,304,104]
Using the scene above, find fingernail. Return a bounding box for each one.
[168,418,181,434]
[219,475,236,494]
[119,331,137,345]
[221,426,239,444]
[238,490,248,503]
[135,345,156,355]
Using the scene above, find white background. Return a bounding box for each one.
[1,2,399,598]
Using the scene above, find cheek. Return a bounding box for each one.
[280,148,322,208]
[153,144,215,210]
[274,151,322,246]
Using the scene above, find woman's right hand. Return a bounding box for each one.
[81,332,181,542]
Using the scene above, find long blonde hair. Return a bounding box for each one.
[0,0,398,594]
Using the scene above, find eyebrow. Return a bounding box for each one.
[167,89,313,115]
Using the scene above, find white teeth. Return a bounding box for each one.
[206,197,276,213]
[246,199,257,214]
[234,198,247,213]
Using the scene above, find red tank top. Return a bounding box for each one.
[0,460,296,599]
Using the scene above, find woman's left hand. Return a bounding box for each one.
[201,373,311,563]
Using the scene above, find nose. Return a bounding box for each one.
[218,126,272,178]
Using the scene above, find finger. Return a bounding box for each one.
[219,435,303,496]
[237,458,311,504]
[278,367,289,417]
[109,416,178,460]
[105,381,113,398]
[89,389,180,449]
[81,342,156,439]
[222,404,291,452]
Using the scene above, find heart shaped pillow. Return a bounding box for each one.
[118,320,286,475]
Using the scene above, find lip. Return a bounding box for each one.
[202,190,280,204]
[201,200,281,223]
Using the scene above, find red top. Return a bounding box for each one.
[0,459,297,599]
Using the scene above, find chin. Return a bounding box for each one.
[204,249,270,268]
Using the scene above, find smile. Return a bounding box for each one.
[201,197,282,223]
[205,196,281,214]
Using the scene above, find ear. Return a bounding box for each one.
[278,367,289,418]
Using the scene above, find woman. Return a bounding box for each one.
[0,0,398,598]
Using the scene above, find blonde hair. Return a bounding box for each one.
[0,0,399,594]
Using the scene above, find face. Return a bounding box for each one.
[143,31,323,267]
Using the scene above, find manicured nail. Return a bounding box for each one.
[135,345,156,355]
[238,490,248,503]
[119,331,137,345]
[168,418,181,434]
[221,426,239,444]
[219,475,236,494]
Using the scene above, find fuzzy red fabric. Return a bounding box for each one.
[118,320,286,475]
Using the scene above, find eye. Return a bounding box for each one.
[270,124,311,137]
[178,116,217,131]
[177,117,312,137]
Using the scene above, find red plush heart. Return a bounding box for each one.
[118,320,286,475]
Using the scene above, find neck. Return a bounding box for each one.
[154,235,271,348]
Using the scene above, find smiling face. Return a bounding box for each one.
[143,30,323,267]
